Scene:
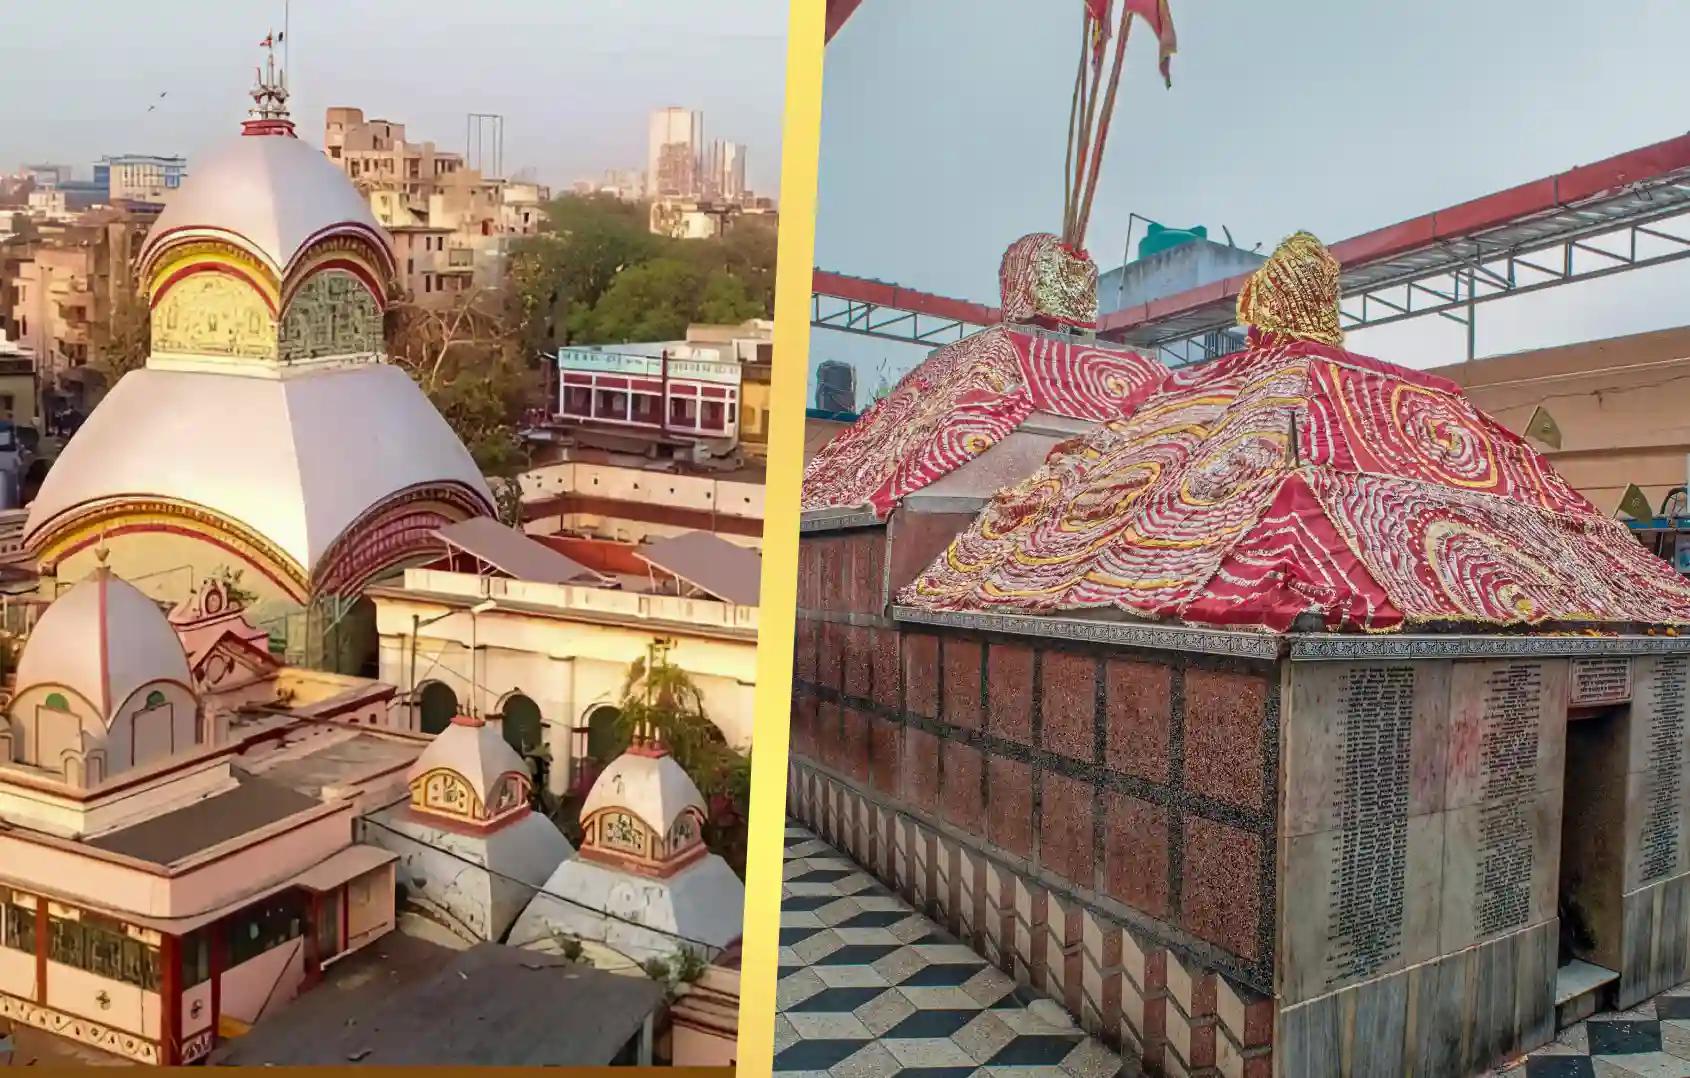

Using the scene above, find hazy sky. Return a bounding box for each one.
[0,1,787,195]
[813,0,1690,396]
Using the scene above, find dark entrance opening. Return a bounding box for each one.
[501,693,543,755]
[419,682,459,735]
[1556,702,1626,1023]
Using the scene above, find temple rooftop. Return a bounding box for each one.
[897,234,1690,635]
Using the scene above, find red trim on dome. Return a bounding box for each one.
[450,714,485,728]
[240,118,298,138]
[288,223,397,281]
[51,523,308,603]
[149,262,279,316]
[284,258,389,312]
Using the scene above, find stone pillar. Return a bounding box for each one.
[159,932,181,1065]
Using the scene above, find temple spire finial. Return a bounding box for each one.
[242,30,296,137]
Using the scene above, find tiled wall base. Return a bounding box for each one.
[790,760,1273,1077]
[1276,919,1556,1078]
[0,989,162,1064]
[1621,870,1690,1008]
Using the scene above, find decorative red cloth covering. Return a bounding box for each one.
[902,332,1690,632]
[801,324,1166,517]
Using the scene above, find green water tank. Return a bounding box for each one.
[1137,222,1208,260]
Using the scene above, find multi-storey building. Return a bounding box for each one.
[93,154,187,205]
[1,208,152,415]
[647,107,703,198]
[324,107,548,299]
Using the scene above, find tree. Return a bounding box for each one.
[696,271,763,325]
[575,259,704,345]
[504,193,777,355]
[92,286,150,384]
[387,290,534,476]
[611,643,750,874]
[506,193,664,354]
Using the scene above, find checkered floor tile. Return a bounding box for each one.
[1489,987,1690,1077]
[776,821,1130,1077]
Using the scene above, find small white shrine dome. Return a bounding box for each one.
[14,562,194,722]
[406,714,532,822]
[581,746,708,837]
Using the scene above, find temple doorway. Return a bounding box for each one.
[501,693,543,754]
[418,682,459,735]
[1556,701,1627,1023]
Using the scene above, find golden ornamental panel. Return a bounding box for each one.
[151,273,278,361]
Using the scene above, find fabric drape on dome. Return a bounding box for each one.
[902,335,1690,632]
[801,326,1166,517]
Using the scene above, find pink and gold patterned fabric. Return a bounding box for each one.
[801,325,1166,517]
[903,333,1690,632]
[999,233,1100,330]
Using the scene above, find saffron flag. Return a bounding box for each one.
[1123,0,1177,86]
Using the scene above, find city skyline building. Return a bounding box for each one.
[646,106,703,199]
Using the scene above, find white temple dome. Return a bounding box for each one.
[14,565,193,721]
[581,748,708,837]
[25,364,492,575]
[141,133,390,277]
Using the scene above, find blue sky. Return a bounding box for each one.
[812,0,1690,402]
[0,1,787,195]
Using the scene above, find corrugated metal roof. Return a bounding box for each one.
[636,531,761,606]
[434,516,608,586]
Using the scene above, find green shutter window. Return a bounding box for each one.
[145,690,166,709]
[44,693,69,712]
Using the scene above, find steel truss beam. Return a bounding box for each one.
[1147,200,1690,368]
[810,293,979,346]
[812,135,1690,365]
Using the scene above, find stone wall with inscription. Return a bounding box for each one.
[1625,654,1690,892]
[1280,658,1567,1006]
[1617,653,1690,1005]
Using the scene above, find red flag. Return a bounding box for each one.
[1084,0,1113,66]
[1123,0,1177,86]
[259,32,273,48]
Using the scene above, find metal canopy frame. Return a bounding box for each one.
[812,133,1690,365]
[811,269,996,347]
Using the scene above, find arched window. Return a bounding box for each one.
[144,690,166,710]
[44,693,69,712]
[587,706,621,765]
[418,682,458,736]
[501,693,542,755]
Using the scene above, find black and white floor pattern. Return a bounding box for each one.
[777,821,1130,1077]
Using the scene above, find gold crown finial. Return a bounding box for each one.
[1237,231,1344,346]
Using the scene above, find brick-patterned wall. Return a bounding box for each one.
[792,526,1279,1077]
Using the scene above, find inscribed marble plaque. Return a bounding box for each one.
[1571,657,1633,708]
[1438,660,1566,952]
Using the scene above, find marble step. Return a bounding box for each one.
[1555,959,1619,1029]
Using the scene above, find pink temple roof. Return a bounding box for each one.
[902,332,1690,633]
[801,325,1166,517]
